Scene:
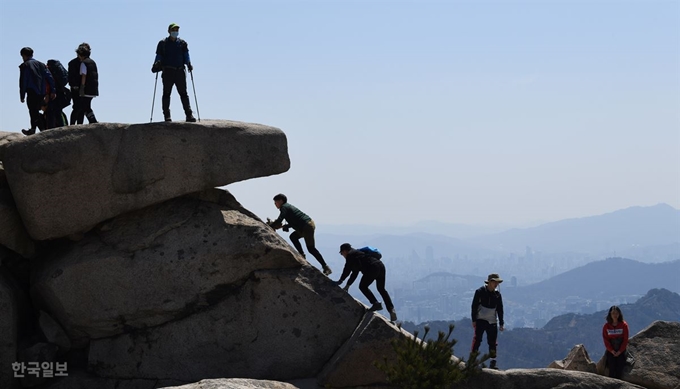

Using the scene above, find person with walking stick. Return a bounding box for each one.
[152,23,197,122]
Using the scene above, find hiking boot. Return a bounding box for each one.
[322,266,332,276]
[389,308,398,322]
[186,115,197,123]
[21,128,36,136]
[369,302,383,312]
[489,360,498,370]
[164,117,172,122]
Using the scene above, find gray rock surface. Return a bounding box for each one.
[38,310,71,353]
[88,267,365,382]
[31,192,303,344]
[318,312,414,387]
[0,131,23,161]
[597,320,680,389]
[548,344,596,373]
[161,378,300,389]
[458,368,645,389]
[3,120,290,240]
[0,270,20,389]
[0,167,35,258]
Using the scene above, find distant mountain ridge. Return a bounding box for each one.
[503,257,680,303]
[469,203,680,256]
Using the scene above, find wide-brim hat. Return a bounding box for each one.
[485,273,503,284]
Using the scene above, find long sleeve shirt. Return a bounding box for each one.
[338,249,381,287]
[471,285,504,326]
[19,59,55,99]
[155,37,191,68]
[602,321,629,354]
[272,203,312,231]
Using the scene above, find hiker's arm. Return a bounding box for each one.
[44,66,56,98]
[497,293,504,328]
[603,326,614,353]
[620,322,629,352]
[471,290,480,323]
[346,269,359,288]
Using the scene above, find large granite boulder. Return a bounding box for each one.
[161,378,300,389]
[88,267,365,382]
[0,269,20,389]
[0,167,35,258]
[3,120,290,240]
[597,320,680,389]
[31,190,304,345]
[458,368,645,389]
[548,344,596,373]
[318,313,414,387]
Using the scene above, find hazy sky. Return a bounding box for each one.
[1,0,678,226]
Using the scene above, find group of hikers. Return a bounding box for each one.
[268,194,631,375]
[18,44,98,135]
[267,194,507,369]
[18,23,197,135]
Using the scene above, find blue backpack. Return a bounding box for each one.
[359,246,382,260]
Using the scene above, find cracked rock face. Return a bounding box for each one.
[30,192,305,345]
[2,120,290,240]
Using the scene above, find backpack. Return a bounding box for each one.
[47,59,71,108]
[359,246,382,260]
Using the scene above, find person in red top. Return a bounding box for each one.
[602,305,629,379]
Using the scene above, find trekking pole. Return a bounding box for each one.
[150,72,159,123]
[189,70,201,122]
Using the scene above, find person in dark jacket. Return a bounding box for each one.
[602,305,629,379]
[152,23,196,122]
[45,59,71,129]
[19,47,56,135]
[471,273,505,369]
[335,243,397,322]
[267,193,332,276]
[68,43,98,125]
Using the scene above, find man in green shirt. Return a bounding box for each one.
[268,194,332,276]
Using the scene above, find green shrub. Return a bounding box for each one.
[375,323,488,389]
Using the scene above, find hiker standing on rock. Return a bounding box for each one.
[471,273,505,370]
[68,43,99,125]
[152,23,197,122]
[335,243,397,322]
[602,305,629,379]
[267,193,332,276]
[19,47,56,135]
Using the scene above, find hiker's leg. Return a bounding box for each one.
[471,320,486,353]
[161,70,174,119]
[606,352,617,378]
[613,353,626,379]
[302,221,328,268]
[83,97,97,124]
[289,230,305,257]
[26,91,43,130]
[487,323,498,358]
[175,69,193,117]
[374,263,394,311]
[359,273,378,305]
[70,95,82,125]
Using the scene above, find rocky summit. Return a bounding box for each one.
[0,123,676,389]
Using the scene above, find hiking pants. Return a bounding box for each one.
[161,67,192,118]
[290,220,328,268]
[70,96,97,124]
[46,102,67,129]
[472,319,498,357]
[606,350,626,379]
[359,262,394,311]
[25,90,45,131]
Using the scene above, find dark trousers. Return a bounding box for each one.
[161,68,192,118]
[606,351,626,379]
[472,319,498,357]
[46,103,67,129]
[359,262,394,311]
[289,220,327,268]
[26,90,45,131]
[70,95,97,125]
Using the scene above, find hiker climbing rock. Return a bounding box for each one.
[152,23,197,122]
[68,43,99,125]
[335,243,397,322]
[18,47,56,135]
[471,273,505,369]
[267,193,332,276]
